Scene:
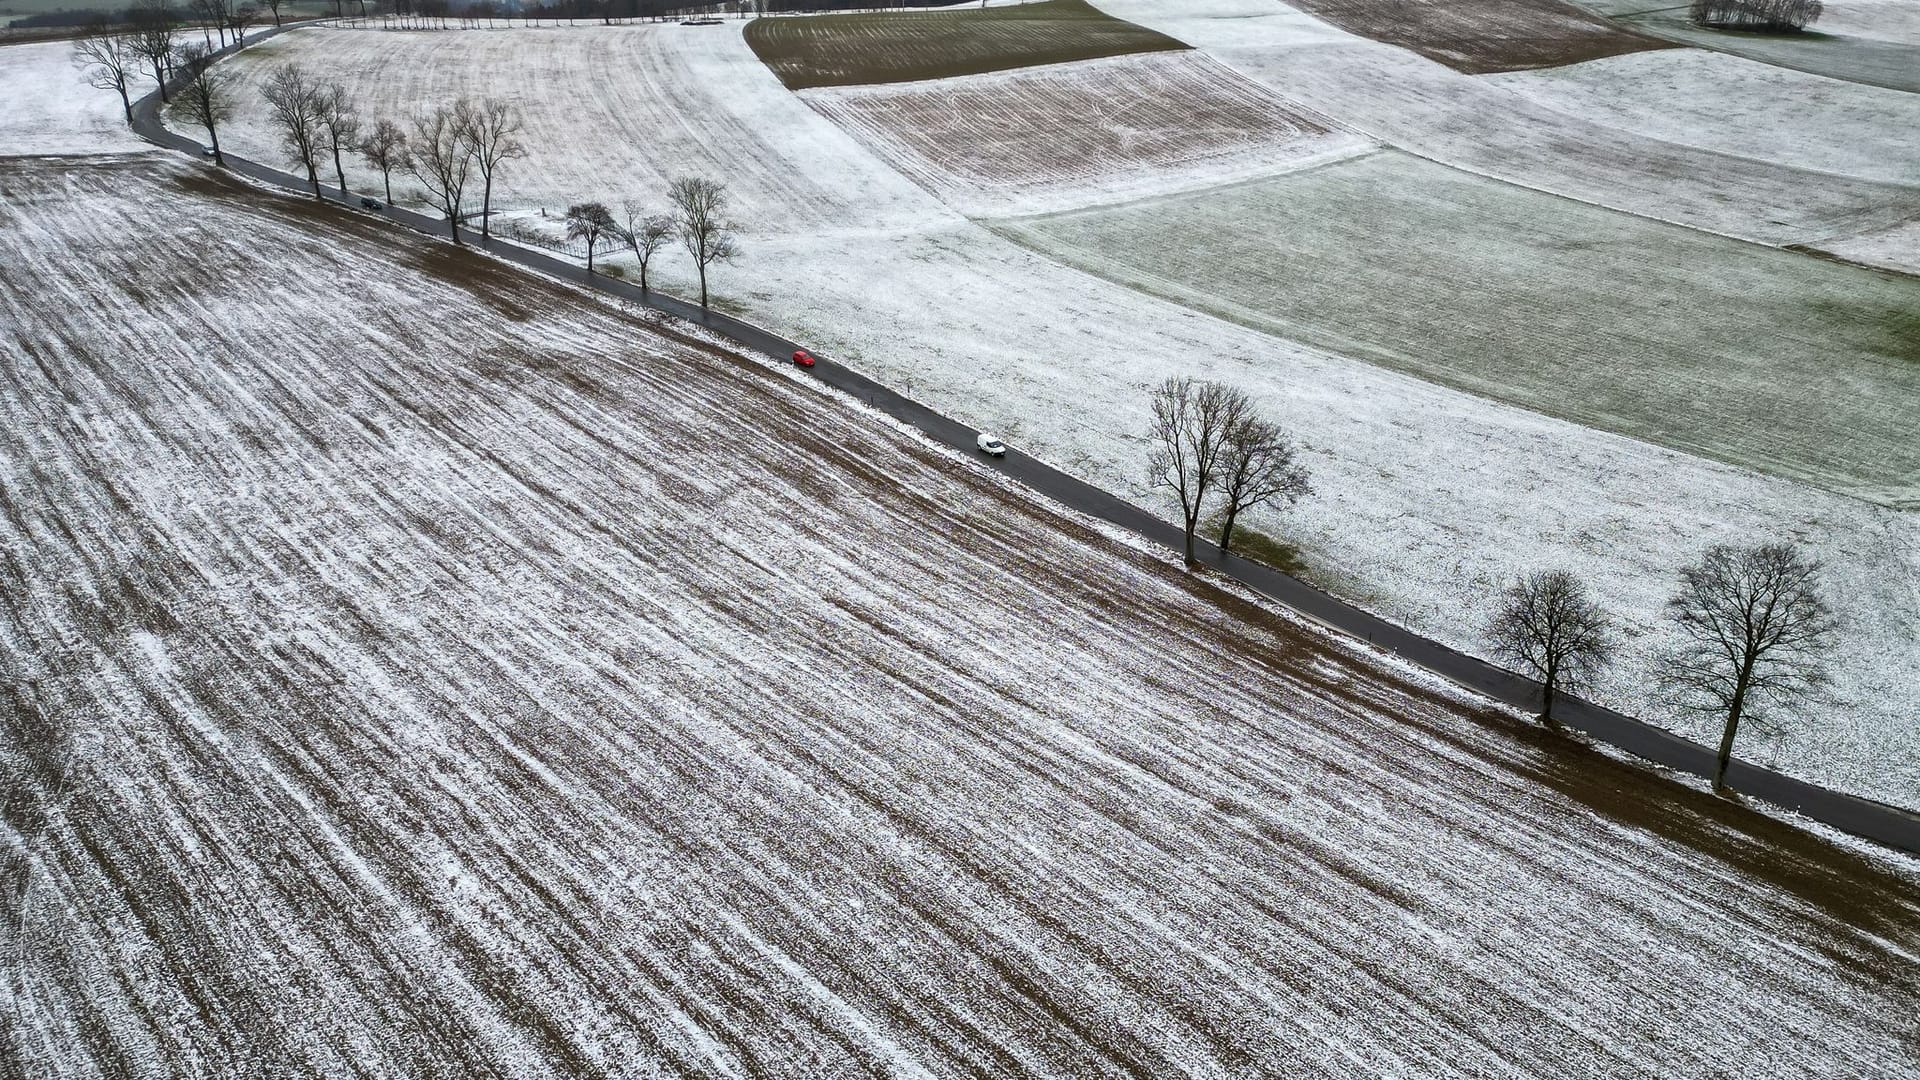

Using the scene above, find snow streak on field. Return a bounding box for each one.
[743,0,1184,90]
[1488,48,1920,187]
[1283,0,1672,72]
[1089,0,1920,253]
[7,153,1920,1080]
[999,150,1920,508]
[208,23,954,240]
[0,39,151,155]
[803,51,1371,217]
[1568,0,1920,92]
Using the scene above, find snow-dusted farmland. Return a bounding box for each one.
[1089,0,1920,255]
[175,19,1920,809]
[7,151,1920,1080]
[1566,0,1920,93]
[998,149,1920,507]
[1488,48,1920,187]
[205,22,955,239]
[0,38,151,156]
[803,51,1372,217]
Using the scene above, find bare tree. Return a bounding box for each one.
[128,0,179,103]
[358,118,408,204]
[192,0,235,47]
[1215,415,1310,554]
[407,104,475,244]
[666,176,740,308]
[229,2,260,43]
[1487,570,1615,726]
[565,202,618,274]
[316,82,361,197]
[263,0,287,26]
[73,21,140,123]
[262,64,327,198]
[454,97,524,242]
[1146,377,1249,564]
[620,201,674,291]
[174,44,236,166]
[1660,543,1837,794]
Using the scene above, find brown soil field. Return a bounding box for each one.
[744,0,1187,90]
[4,155,1919,1078]
[805,50,1367,214]
[1286,0,1678,73]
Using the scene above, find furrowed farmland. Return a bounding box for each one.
[743,0,1184,90]
[8,152,1920,1080]
[181,16,1920,808]
[802,51,1372,216]
[1284,0,1674,73]
[996,150,1920,507]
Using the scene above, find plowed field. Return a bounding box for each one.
[1284,0,1674,73]
[7,156,1920,1079]
[804,51,1371,216]
[744,0,1185,89]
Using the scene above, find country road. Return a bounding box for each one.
[127,31,1920,857]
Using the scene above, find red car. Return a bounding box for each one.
[791,349,817,368]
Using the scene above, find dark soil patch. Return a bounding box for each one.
[744,0,1187,90]
[1287,0,1678,73]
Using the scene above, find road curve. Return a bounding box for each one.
[124,32,1920,856]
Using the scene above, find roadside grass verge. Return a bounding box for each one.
[997,150,1920,508]
[744,0,1186,90]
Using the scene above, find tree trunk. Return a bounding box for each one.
[1218,507,1239,554]
[382,171,392,204]
[332,146,348,196]
[639,259,648,291]
[1539,663,1557,725]
[306,160,321,199]
[117,85,132,122]
[586,245,595,275]
[153,62,169,102]
[698,261,708,308]
[447,212,462,246]
[1713,671,1753,794]
[481,174,493,240]
[204,118,223,166]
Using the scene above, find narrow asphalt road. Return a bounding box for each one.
[126,43,1920,856]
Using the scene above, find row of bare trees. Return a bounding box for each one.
[1689,0,1822,31]
[1487,544,1836,793]
[1144,377,1311,564]
[563,181,739,307]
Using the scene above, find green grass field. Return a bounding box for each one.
[999,150,1920,507]
[744,0,1186,90]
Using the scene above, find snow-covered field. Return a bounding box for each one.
[1566,0,1920,92]
[803,51,1372,217]
[1091,0,1920,255]
[1488,48,1920,187]
[8,150,1920,1080]
[0,38,150,155]
[179,19,1920,809]
[998,149,1920,507]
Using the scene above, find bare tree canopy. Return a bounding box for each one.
[1487,570,1615,725]
[73,21,139,123]
[262,64,327,198]
[666,177,741,309]
[1215,415,1310,555]
[1660,542,1837,793]
[620,201,674,292]
[1146,377,1250,564]
[1690,0,1821,30]
[564,202,617,274]
[316,82,362,197]
[174,44,236,166]
[262,0,287,26]
[127,0,178,104]
[454,97,525,242]
[406,104,476,244]
[358,118,409,205]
